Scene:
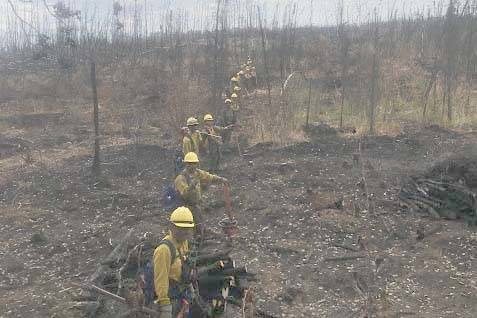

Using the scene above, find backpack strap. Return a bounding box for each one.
[180,171,193,187]
[159,239,177,265]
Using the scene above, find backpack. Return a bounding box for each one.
[174,146,184,174]
[143,240,177,306]
[163,184,185,210]
[162,173,192,210]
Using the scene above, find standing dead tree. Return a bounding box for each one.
[463,2,476,115]
[257,6,272,110]
[368,12,380,135]
[420,57,441,121]
[91,62,101,177]
[213,0,222,112]
[337,2,351,128]
[443,1,458,122]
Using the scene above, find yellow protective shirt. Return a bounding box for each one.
[153,233,189,305]
[182,131,202,156]
[174,169,221,206]
[231,101,240,112]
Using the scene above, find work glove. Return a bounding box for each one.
[158,304,172,318]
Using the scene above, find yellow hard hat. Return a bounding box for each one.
[234,86,241,91]
[204,114,214,121]
[231,93,238,98]
[184,152,199,163]
[170,206,195,228]
[224,99,232,104]
[238,70,244,75]
[231,77,238,82]
[186,117,199,126]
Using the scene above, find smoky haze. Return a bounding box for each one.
[1,0,447,37]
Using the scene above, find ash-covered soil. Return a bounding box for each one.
[1,104,476,317]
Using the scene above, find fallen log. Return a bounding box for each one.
[90,229,133,285]
[74,283,159,316]
[331,242,360,252]
[80,229,134,317]
[324,254,367,262]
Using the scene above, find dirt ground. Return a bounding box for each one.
[0,97,476,318]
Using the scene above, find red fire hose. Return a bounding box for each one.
[223,183,236,220]
[221,184,239,237]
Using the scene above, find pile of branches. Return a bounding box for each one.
[73,231,257,318]
[119,236,256,317]
[400,177,477,225]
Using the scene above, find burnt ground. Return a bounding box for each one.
[0,101,477,318]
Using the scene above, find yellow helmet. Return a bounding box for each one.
[224,99,232,104]
[170,206,195,228]
[231,76,238,82]
[187,117,199,126]
[184,152,199,163]
[231,93,238,98]
[234,86,241,91]
[204,114,214,121]
[238,70,244,75]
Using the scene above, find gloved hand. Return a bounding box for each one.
[189,178,199,189]
[158,304,172,318]
[220,177,229,185]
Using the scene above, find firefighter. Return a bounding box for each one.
[223,98,233,125]
[243,65,253,92]
[236,71,243,87]
[174,152,228,236]
[174,127,190,174]
[250,66,257,90]
[202,114,233,172]
[246,56,253,66]
[233,85,242,98]
[182,117,203,158]
[152,206,194,318]
[230,76,239,91]
[230,93,240,123]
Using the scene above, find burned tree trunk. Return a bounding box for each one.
[305,80,312,130]
[422,68,439,121]
[257,6,272,111]
[444,1,458,122]
[91,62,101,176]
[369,14,380,135]
[337,2,350,128]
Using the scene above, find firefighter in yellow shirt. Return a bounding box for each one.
[174,152,228,236]
[230,76,239,91]
[202,114,233,172]
[152,206,194,318]
[230,92,240,123]
[182,117,203,157]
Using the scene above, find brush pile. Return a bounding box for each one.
[400,155,477,225]
[72,231,256,318]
